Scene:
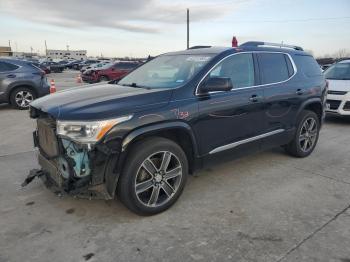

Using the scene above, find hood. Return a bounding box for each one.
[31,84,172,120]
[327,79,350,92]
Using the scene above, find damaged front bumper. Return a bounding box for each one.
[24,117,119,200]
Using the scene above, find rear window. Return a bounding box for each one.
[294,55,322,77]
[28,63,42,72]
[258,53,290,84]
[324,63,350,80]
[0,61,19,72]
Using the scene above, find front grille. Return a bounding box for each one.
[328,90,347,95]
[326,99,341,110]
[344,102,350,111]
[37,118,59,158]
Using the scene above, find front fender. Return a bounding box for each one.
[121,121,199,155]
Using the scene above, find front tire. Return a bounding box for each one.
[117,137,188,215]
[285,110,320,157]
[10,87,36,110]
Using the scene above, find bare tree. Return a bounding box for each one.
[334,49,349,59]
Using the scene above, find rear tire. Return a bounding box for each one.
[10,87,36,110]
[285,110,320,157]
[117,137,188,215]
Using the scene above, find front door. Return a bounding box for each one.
[193,53,265,156]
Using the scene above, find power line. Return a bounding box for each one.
[219,16,350,23]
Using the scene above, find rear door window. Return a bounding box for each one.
[258,53,290,84]
[0,61,19,72]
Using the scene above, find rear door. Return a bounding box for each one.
[256,52,301,147]
[194,52,265,156]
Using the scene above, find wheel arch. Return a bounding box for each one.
[122,122,199,172]
[297,98,324,125]
[104,121,200,198]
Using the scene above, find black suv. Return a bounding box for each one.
[0,58,50,109]
[26,42,327,215]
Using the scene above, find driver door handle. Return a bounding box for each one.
[249,94,261,102]
[296,89,304,95]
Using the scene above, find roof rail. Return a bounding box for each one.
[188,45,212,50]
[239,41,304,51]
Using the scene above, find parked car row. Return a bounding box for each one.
[1,48,350,118]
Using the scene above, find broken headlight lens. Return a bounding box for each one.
[56,115,133,143]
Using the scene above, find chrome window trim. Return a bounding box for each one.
[209,129,285,154]
[195,51,297,96]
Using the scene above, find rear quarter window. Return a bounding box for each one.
[258,53,290,84]
[294,55,322,77]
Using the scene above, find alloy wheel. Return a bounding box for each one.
[135,151,183,207]
[299,117,318,152]
[15,90,34,108]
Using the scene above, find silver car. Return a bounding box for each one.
[0,58,50,109]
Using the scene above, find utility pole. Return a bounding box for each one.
[44,40,47,56]
[187,8,189,49]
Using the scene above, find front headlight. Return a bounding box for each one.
[56,115,133,143]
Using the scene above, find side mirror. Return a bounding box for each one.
[199,77,233,94]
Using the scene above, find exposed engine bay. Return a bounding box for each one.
[59,139,91,179]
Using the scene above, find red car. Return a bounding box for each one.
[82,61,140,83]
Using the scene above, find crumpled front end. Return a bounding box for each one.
[27,108,117,199]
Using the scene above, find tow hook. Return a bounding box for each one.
[22,169,45,187]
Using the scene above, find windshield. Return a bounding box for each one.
[118,54,214,89]
[325,63,350,80]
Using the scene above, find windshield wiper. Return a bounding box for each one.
[121,83,151,89]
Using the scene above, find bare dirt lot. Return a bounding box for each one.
[0,71,349,262]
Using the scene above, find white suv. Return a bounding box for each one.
[325,59,350,116]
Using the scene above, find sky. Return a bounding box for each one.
[0,0,349,58]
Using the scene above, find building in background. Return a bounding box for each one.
[0,46,12,56]
[12,52,39,59]
[46,49,87,60]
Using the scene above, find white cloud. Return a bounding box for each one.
[0,0,241,33]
